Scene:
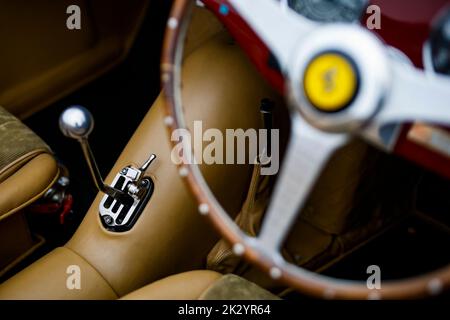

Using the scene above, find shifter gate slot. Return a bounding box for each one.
[99,169,154,232]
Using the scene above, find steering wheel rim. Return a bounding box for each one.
[161,0,450,299]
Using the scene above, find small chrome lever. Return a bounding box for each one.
[141,154,157,171]
[59,105,133,204]
[122,153,157,199]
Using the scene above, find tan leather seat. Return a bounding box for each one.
[0,258,277,300]
[121,270,222,300]
[121,271,279,300]
[0,247,117,300]
[0,106,59,274]
[0,107,58,220]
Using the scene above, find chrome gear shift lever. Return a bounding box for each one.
[59,105,156,231]
[59,106,132,204]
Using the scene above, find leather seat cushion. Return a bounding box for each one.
[121,271,279,300]
[0,247,117,300]
[0,106,50,176]
[121,270,222,300]
[0,106,58,219]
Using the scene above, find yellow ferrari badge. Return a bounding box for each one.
[303,52,358,112]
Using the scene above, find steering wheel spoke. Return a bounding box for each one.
[258,113,347,252]
[375,60,450,127]
[228,0,316,71]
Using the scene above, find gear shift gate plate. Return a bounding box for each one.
[99,169,154,232]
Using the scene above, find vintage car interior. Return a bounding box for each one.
[0,0,449,300]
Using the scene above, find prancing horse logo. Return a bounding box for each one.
[323,67,338,93]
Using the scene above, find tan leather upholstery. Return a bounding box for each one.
[0,213,43,275]
[0,107,59,275]
[184,7,224,57]
[0,106,59,219]
[121,271,279,300]
[0,30,281,299]
[121,271,222,300]
[0,153,59,221]
[0,247,117,300]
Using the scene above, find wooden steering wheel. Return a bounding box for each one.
[161,0,450,299]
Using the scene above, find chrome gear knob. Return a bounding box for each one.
[59,105,94,140]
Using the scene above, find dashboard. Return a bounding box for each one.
[286,0,368,23]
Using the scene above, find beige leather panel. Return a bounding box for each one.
[0,106,51,175]
[0,153,59,220]
[0,0,148,118]
[0,151,45,184]
[0,247,117,300]
[65,32,281,297]
[184,7,224,57]
[121,270,222,300]
[0,213,36,272]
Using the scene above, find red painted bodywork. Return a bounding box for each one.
[203,0,450,178]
